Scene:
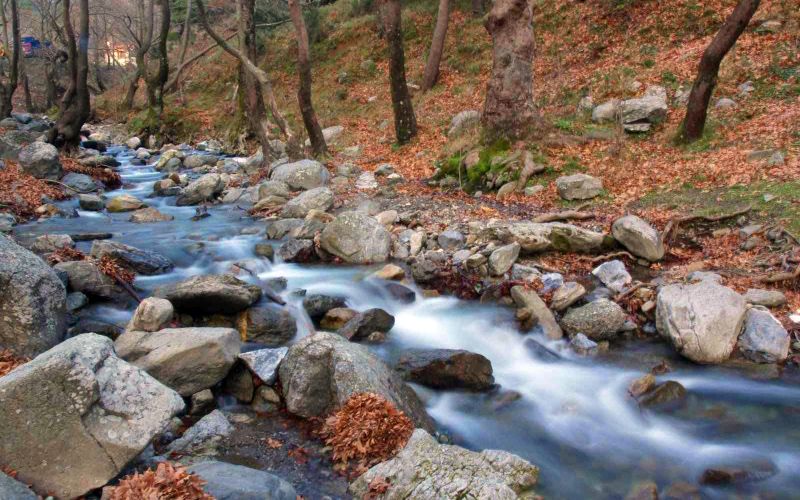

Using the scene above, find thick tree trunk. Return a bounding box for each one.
[238,0,273,167]
[144,0,171,130]
[680,0,760,142]
[471,0,485,16]
[288,0,327,156]
[421,0,449,91]
[482,0,538,139]
[49,0,91,149]
[0,0,20,118]
[380,0,416,144]
[122,0,155,111]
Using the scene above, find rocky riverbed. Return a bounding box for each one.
[1,119,799,499]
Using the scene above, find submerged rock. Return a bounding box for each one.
[107,194,145,212]
[656,281,746,364]
[279,332,433,430]
[396,349,495,391]
[90,240,173,275]
[350,429,538,499]
[240,303,298,346]
[153,274,262,315]
[0,334,183,499]
[0,234,66,357]
[189,461,297,500]
[338,308,395,341]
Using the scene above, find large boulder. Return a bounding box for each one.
[126,297,174,332]
[240,303,298,346]
[256,180,291,201]
[176,173,225,206]
[90,240,173,275]
[183,153,218,169]
[107,194,145,212]
[281,186,334,218]
[62,172,96,193]
[619,86,668,132]
[0,334,184,499]
[555,174,603,200]
[471,220,612,254]
[656,281,747,364]
[189,461,297,500]
[738,308,790,363]
[0,472,38,499]
[115,327,240,396]
[0,234,66,358]
[510,285,563,339]
[560,299,627,340]
[270,159,330,190]
[320,211,392,264]
[153,274,262,315]
[279,332,433,430]
[396,349,495,391]
[0,130,38,160]
[18,142,61,180]
[350,429,539,499]
[612,215,665,261]
[54,260,127,302]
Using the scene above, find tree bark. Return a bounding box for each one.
[178,0,193,65]
[288,0,327,156]
[195,0,300,157]
[421,0,449,91]
[122,0,155,111]
[380,0,416,144]
[680,0,760,142]
[237,0,273,168]
[49,0,90,149]
[471,0,485,16]
[143,0,171,130]
[0,0,19,118]
[164,31,237,94]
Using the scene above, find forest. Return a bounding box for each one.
[0,0,798,498]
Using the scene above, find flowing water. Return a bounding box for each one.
[15,146,800,499]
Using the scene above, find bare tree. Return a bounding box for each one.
[194,0,300,157]
[142,0,170,129]
[288,0,326,156]
[482,0,538,139]
[49,0,91,149]
[680,0,760,142]
[122,0,154,110]
[380,0,416,144]
[0,0,19,118]
[421,0,449,91]
[177,0,192,65]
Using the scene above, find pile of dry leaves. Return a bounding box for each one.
[47,247,135,285]
[319,392,413,471]
[0,161,67,218]
[103,462,212,500]
[0,349,28,377]
[62,157,122,189]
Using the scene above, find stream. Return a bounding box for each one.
[14,145,800,499]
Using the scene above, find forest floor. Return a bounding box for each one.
[88,0,798,313]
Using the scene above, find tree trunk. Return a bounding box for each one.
[49,0,90,149]
[178,0,193,65]
[144,0,171,131]
[471,0,485,16]
[238,0,273,168]
[380,0,416,144]
[421,0,449,91]
[122,0,155,111]
[288,0,327,156]
[482,0,538,140]
[0,0,19,118]
[680,0,760,142]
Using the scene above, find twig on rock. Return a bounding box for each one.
[757,264,800,283]
[590,251,636,264]
[663,204,752,243]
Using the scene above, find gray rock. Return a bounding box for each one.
[437,229,465,251]
[90,239,173,275]
[489,242,521,276]
[303,294,347,320]
[239,347,288,385]
[510,286,563,339]
[396,349,494,391]
[30,233,74,254]
[0,235,66,357]
[241,303,298,346]
[126,297,174,332]
[0,212,16,232]
[223,362,255,402]
[472,220,611,254]
[0,130,38,160]
[66,291,89,311]
[656,281,747,364]
[612,215,665,261]
[183,153,218,169]
[561,299,627,340]
[153,274,262,315]
[265,218,304,239]
[0,472,38,499]
[166,410,233,454]
[738,308,790,363]
[620,87,668,132]
[687,270,723,284]
[338,308,395,341]
[350,429,538,499]
[715,97,737,109]
[62,172,96,193]
[277,238,315,263]
[190,389,215,416]
[256,180,291,201]
[448,109,481,137]
[551,282,586,312]
[320,211,392,264]
[189,461,297,500]
[270,159,329,190]
[18,142,62,180]
[638,381,687,410]
[176,173,225,206]
[126,136,141,149]
[355,171,378,190]
[0,334,183,499]
[115,327,241,396]
[280,186,333,218]
[556,173,603,200]
[570,333,598,355]
[743,288,787,308]
[129,206,174,223]
[78,193,104,211]
[592,259,632,293]
[592,100,619,123]
[54,260,127,301]
[107,194,145,212]
[279,332,433,430]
